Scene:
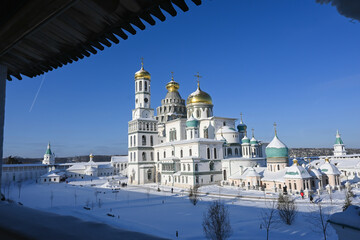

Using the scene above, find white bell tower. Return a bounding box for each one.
[128,59,157,185]
[334,130,346,156]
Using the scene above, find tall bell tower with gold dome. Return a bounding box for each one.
[128,59,157,185]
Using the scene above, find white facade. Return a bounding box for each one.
[127,65,267,188]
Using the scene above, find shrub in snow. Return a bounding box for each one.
[277,193,297,225]
[202,201,232,240]
[189,186,199,206]
[342,188,354,211]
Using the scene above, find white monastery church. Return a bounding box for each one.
[128,62,277,187]
[127,62,352,194]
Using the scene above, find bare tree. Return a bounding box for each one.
[94,189,99,202]
[50,190,54,208]
[74,190,77,207]
[147,188,150,202]
[202,201,232,240]
[307,203,332,240]
[17,181,22,201]
[260,200,278,240]
[189,186,199,206]
[277,193,297,225]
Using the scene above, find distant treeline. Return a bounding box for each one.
[2,155,123,164]
[289,148,360,158]
[2,148,360,164]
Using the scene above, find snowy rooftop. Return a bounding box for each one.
[111,156,128,163]
[267,135,287,149]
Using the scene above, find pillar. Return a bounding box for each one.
[0,64,7,192]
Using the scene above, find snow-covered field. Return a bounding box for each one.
[5,177,359,240]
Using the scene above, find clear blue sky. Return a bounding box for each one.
[4,0,360,158]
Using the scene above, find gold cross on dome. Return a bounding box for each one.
[252,128,254,137]
[141,57,144,68]
[240,112,243,122]
[171,71,174,81]
[194,72,202,87]
[273,122,277,135]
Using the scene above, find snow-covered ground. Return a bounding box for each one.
[5,177,360,240]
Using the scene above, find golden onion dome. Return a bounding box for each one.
[166,78,180,92]
[134,65,151,80]
[187,82,212,105]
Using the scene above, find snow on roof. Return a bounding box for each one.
[284,163,312,179]
[40,171,63,178]
[262,168,287,182]
[330,205,360,231]
[111,156,128,162]
[216,126,237,134]
[320,161,341,175]
[308,167,323,178]
[243,167,261,177]
[266,135,287,149]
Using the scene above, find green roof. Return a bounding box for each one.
[335,137,344,145]
[45,148,52,155]
[186,119,199,128]
[265,147,288,158]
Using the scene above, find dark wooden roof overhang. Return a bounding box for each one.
[0,0,202,81]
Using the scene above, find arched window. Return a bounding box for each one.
[214,148,217,159]
[133,136,136,146]
[277,165,280,171]
[223,170,227,180]
[235,148,239,156]
[150,136,153,146]
[187,164,190,171]
[142,152,146,161]
[145,81,148,91]
[207,148,211,159]
[164,151,166,158]
[135,82,138,92]
[142,135,146,146]
[146,123,149,130]
[180,150,183,158]
[139,81,142,91]
[130,136,132,147]
[227,148,232,156]
[196,109,201,118]
[130,152,132,161]
[150,152,153,161]
[157,152,159,161]
[189,149,192,156]
[147,170,152,180]
[204,127,208,138]
[134,153,136,161]
[195,164,198,172]
[209,161,214,171]
[183,164,186,171]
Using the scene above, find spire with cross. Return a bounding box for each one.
[194,72,202,88]
[273,122,277,136]
[252,128,255,138]
[171,71,174,81]
[240,112,243,123]
[140,57,144,69]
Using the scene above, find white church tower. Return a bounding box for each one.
[334,130,346,156]
[42,142,55,165]
[128,59,157,185]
